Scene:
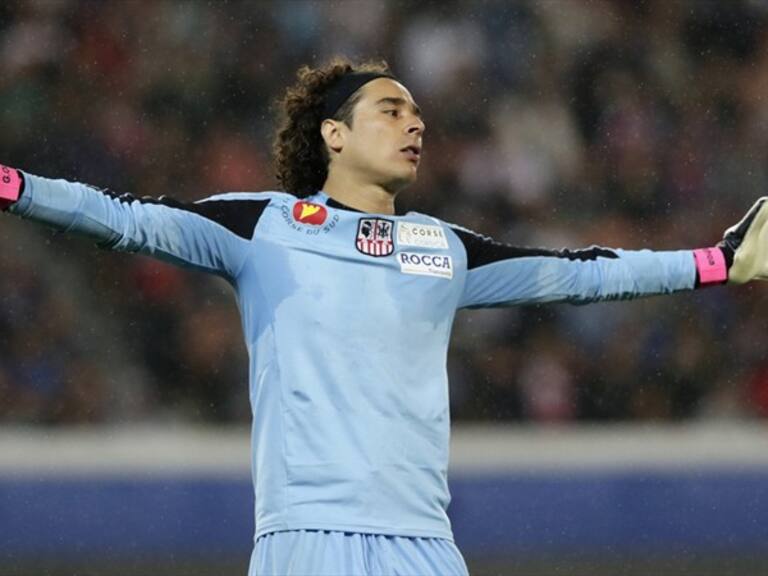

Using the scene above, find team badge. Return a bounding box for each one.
[293,201,328,225]
[356,217,394,257]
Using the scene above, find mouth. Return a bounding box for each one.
[400,145,421,164]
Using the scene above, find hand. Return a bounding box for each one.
[719,197,768,284]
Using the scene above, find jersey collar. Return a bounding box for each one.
[313,191,401,216]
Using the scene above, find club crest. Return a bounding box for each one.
[356,217,394,257]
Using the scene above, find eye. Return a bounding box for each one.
[383,109,399,117]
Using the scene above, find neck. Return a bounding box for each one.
[322,170,397,215]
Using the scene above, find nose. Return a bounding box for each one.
[407,116,425,136]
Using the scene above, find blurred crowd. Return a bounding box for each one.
[2,0,768,426]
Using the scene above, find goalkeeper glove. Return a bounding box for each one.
[720,197,768,284]
[694,197,768,286]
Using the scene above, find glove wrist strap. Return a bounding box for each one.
[0,165,22,211]
[693,247,728,286]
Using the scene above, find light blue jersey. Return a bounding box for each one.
[9,173,696,542]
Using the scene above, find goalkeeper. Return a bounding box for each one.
[1,58,767,576]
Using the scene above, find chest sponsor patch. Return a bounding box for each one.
[356,217,394,257]
[281,200,339,235]
[397,222,449,249]
[293,201,328,225]
[398,252,453,279]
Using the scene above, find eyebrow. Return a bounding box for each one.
[374,97,423,118]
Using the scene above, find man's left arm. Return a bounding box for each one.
[453,197,768,309]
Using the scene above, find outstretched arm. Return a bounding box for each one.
[0,165,268,282]
[452,197,768,309]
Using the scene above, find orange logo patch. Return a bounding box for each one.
[293,201,328,225]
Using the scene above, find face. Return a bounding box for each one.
[324,78,426,192]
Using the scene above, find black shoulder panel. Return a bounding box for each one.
[160,197,271,240]
[87,186,270,240]
[451,227,619,270]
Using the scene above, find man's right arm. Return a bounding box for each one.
[1,166,270,281]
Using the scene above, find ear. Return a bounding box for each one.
[321,119,345,155]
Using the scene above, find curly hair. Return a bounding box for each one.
[272,57,391,197]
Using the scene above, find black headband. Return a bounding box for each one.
[321,72,395,120]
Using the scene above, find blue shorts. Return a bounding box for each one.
[249,530,469,576]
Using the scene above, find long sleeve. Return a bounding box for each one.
[9,172,269,281]
[452,226,697,309]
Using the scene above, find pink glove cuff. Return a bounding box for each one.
[693,247,728,286]
[0,164,22,211]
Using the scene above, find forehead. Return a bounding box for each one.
[358,78,419,109]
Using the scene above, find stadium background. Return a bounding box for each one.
[1,0,768,574]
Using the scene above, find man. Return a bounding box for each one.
[1,57,767,575]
